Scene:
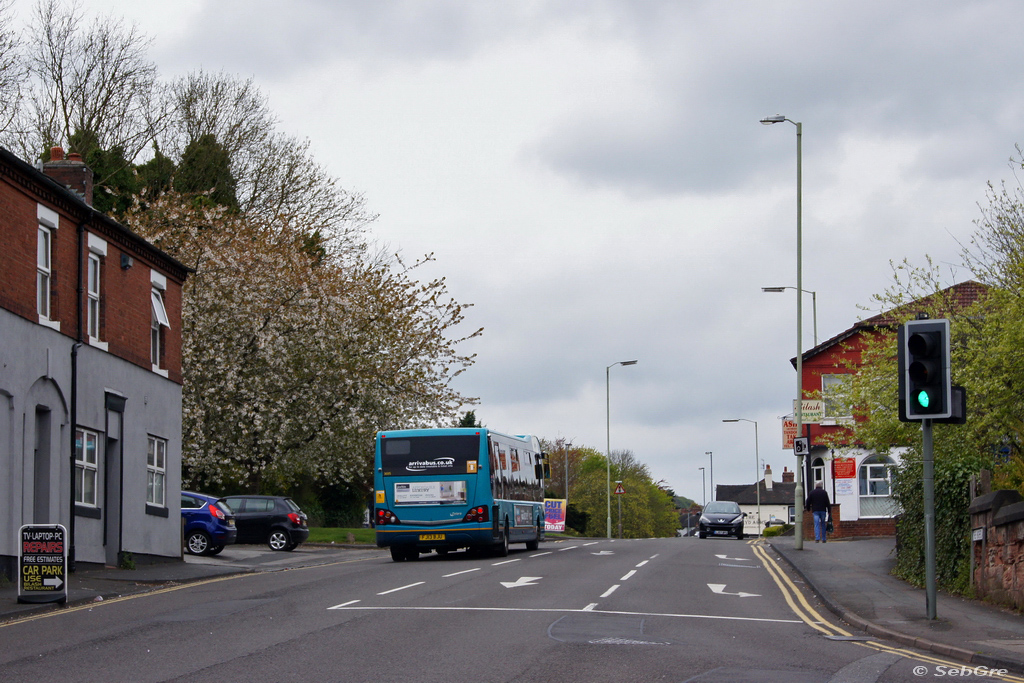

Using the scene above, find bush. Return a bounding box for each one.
[763,524,793,538]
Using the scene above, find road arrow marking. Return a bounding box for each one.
[707,583,760,598]
[43,576,63,589]
[715,555,749,562]
[501,576,542,589]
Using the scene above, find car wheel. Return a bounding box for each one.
[698,532,707,539]
[284,542,299,551]
[736,530,744,540]
[267,529,291,551]
[209,545,225,555]
[186,530,212,555]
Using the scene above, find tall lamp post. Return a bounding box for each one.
[705,451,713,502]
[563,441,572,501]
[606,360,637,539]
[723,419,761,533]
[762,286,818,347]
[698,467,706,507]
[761,112,805,550]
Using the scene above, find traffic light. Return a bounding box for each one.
[899,319,952,420]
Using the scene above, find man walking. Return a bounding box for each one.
[806,483,831,543]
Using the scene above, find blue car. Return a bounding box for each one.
[181,491,237,555]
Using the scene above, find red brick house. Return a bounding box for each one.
[0,146,190,577]
[792,280,987,538]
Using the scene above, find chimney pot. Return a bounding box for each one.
[67,152,83,162]
[51,146,64,161]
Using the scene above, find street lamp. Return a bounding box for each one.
[761,112,805,550]
[698,467,706,508]
[705,451,713,502]
[563,441,572,501]
[723,418,761,533]
[762,286,818,347]
[606,359,637,539]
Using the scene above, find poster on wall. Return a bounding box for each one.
[544,498,566,532]
[833,457,856,479]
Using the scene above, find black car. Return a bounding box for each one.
[698,501,747,540]
[220,495,309,551]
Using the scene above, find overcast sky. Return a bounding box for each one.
[13,1,1024,505]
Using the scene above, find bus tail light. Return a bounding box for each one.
[463,506,488,523]
[377,508,399,525]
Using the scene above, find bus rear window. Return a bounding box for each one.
[381,435,481,476]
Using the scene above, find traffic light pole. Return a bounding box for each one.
[923,418,937,620]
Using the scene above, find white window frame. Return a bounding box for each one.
[821,373,852,421]
[86,234,108,349]
[75,428,99,507]
[150,270,170,376]
[37,205,60,330]
[859,454,897,518]
[147,436,167,507]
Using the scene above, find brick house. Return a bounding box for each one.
[0,146,190,577]
[791,281,987,538]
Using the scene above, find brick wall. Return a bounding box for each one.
[0,158,185,382]
[800,503,896,540]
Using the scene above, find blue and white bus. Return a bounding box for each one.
[374,428,549,562]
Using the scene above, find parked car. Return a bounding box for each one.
[698,501,747,540]
[181,491,237,555]
[219,495,309,551]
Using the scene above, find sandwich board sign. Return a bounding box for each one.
[18,524,67,604]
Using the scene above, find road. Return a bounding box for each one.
[0,537,1007,682]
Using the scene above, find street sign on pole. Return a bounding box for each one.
[613,483,625,495]
[18,524,67,604]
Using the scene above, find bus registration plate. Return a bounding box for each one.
[419,533,445,541]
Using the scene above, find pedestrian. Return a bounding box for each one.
[806,483,831,543]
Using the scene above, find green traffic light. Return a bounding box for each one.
[917,390,931,409]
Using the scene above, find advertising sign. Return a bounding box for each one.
[782,419,797,449]
[18,524,67,604]
[544,498,566,532]
[393,481,466,505]
[833,457,856,479]
[793,400,825,424]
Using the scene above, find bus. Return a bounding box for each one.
[374,428,549,562]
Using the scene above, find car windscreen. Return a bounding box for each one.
[704,502,740,514]
[380,435,481,477]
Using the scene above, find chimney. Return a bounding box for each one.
[763,464,773,491]
[782,467,794,483]
[43,146,94,206]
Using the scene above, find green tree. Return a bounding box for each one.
[175,133,238,211]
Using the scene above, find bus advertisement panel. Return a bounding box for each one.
[374,428,548,562]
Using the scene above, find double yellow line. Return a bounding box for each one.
[750,541,1024,683]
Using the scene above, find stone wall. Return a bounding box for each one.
[970,490,1024,611]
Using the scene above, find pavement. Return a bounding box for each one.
[770,536,1024,675]
[2,537,1023,674]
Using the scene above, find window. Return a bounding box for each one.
[87,253,101,339]
[147,436,167,507]
[37,226,52,318]
[86,234,107,346]
[822,374,851,418]
[75,428,99,506]
[811,457,825,488]
[859,454,898,517]
[151,270,170,373]
[37,205,59,325]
